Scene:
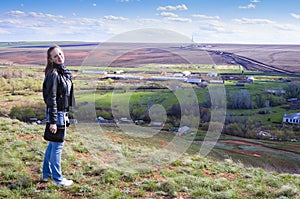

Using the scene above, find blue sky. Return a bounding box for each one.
[1,0,300,44]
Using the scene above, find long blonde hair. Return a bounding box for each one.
[44,45,61,75]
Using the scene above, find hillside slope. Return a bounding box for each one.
[0,117,299,198]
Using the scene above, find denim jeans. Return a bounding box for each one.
[42,141,64,182]
[46,109,66,126]
[43,108,66,183]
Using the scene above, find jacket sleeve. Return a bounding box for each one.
[43,71,59,124]
[69,83,75,107]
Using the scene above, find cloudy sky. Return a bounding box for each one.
[1,0,300,44]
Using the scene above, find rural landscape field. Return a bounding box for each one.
[0,41,300,198]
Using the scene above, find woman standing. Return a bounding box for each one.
[42,45,74,187]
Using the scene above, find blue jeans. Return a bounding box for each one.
[46,109,66,126]
[43,108,67,183]
[42,141,64,182]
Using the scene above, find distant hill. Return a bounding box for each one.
[0,42,300,73]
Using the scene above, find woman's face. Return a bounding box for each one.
[50,47,65,65]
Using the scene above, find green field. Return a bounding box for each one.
[1,64,300,174]
[1,64,300,198]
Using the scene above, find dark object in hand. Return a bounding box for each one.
[44,123,65,142]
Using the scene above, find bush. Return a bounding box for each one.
[225,123,242,136]
[9,104,45,122]
[284,81,300,98]
[267,94,285,107]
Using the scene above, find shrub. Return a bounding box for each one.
[9,105,45,122]
[225,123,242,136]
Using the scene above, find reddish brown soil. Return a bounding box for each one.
[218,140,300,155]
[1,43,300,73]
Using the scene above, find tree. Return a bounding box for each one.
[228,89,252,109]
[284,81,300,98]
[167,104,181,119]
[254,94,266,109]
[225,123,242,136]
[267,94,285,107]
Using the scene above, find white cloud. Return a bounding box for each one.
[238,3,256,9]
[166,17,192,23]
[0,28,10,34]
[92,3,97,7]
[233,18,274,24]
[160,12,178,18]
[0,19,22,25]
[275,24,296,31]
[290,13,300,19]
[28,11,63,18]
[7,10,26,16]
[1,9,300,44]
[104,15,128,21]
[251,0,260,2]
[0,10,108,41]
[157,4,188,11]
[192,14,220,20]
[6,10,63,19]
[198,20,228,33]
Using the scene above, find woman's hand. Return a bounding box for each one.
[50,124,57,134]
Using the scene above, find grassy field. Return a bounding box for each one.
[72,79,292,127]
[0,117,299,199]
[1,63,300,198]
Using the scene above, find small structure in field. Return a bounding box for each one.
[283,112,300,124]
[247,76,254,83]
[207,72,218,77]
[209,79,224,84]
[182,71,191,77]
[185,78,201,84]
[176,126,190,136]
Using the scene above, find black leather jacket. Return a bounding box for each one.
[43,68,74,124]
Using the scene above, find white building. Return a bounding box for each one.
[186,78,201,84]
[182,71,191,76]
[283,113,300,124]
[209,79,224,84]
[83,70,107,75]
[149,76,187,81]
[207,72,218,77]
[247,76,254,83]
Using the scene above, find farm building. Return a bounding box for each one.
[83,70,107,75]
[287,98,298,102]
[149,76,187,81]
[265,89,286,95]
[207,72,218,77]
[114,70,124,74]
[247,76,254,83]
[209,79,224,84]
[104,74,125,80]
[182,71,191,76]
[173,73,184,77]
[283,113,300,124]
[150,121,163,126]
[185,78,201,84]
[104,74,143,80]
